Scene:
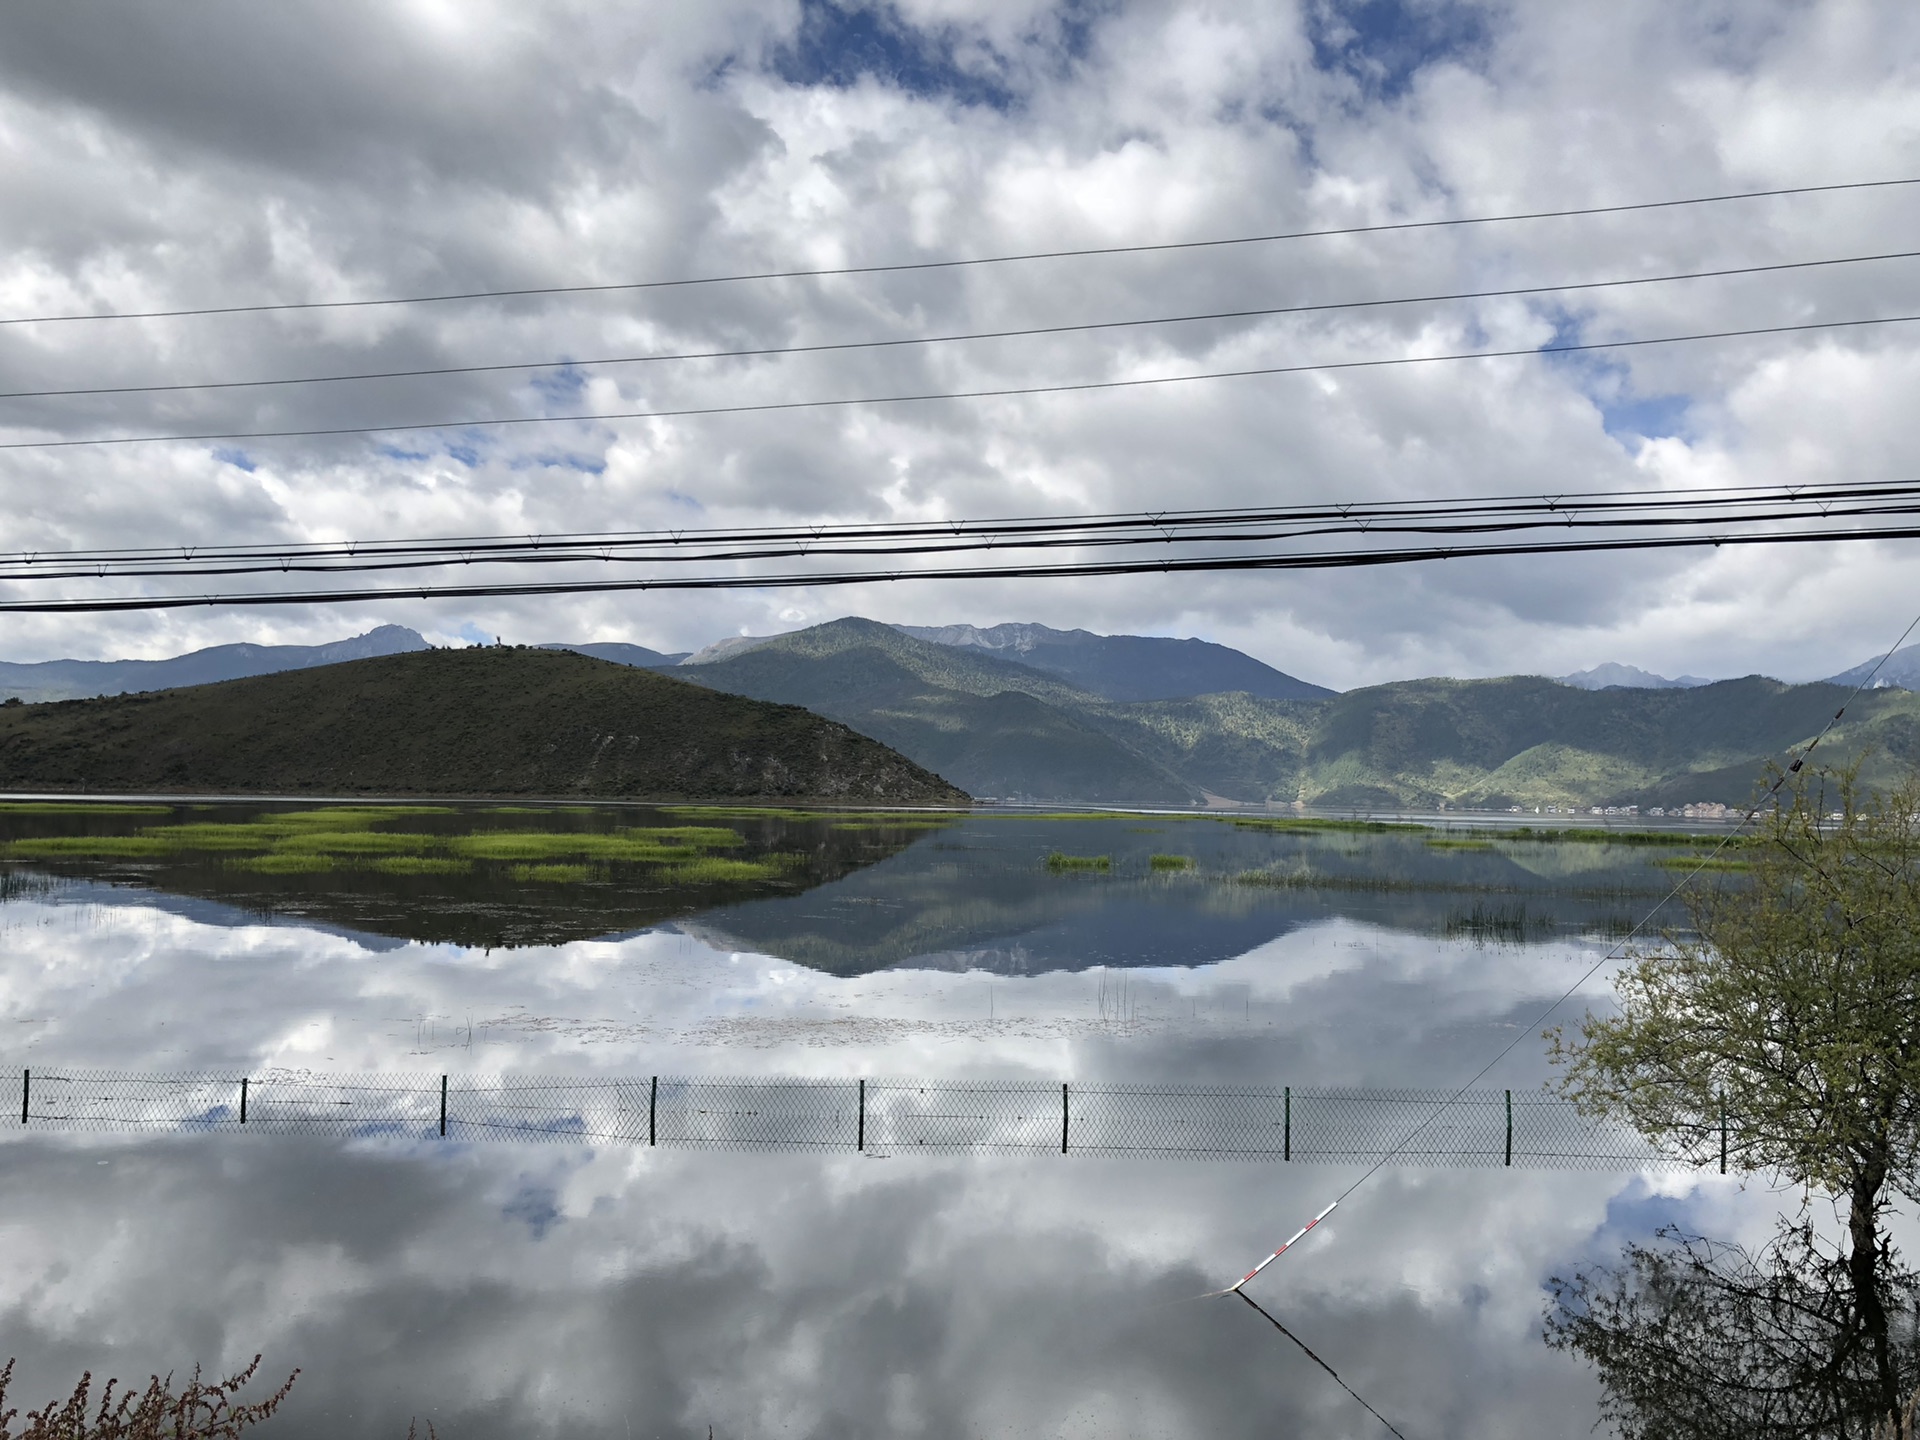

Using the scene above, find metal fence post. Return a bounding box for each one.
[1504,1090,1512,1167]
[19,1068,26,1126]
[439,1075,448,1138]
[1284,1086,1291,1161]
[1061,1082,1069,1154]
[857,1078,866,1152]
[649,1075,657,1147]
[240,1076,248,1126]
[1719,1093,1727,1174]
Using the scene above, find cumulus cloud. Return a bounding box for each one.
[2,0,1918,686]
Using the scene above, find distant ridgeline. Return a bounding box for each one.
[5,619,1916,808]
[0,648,967,803]
[669,618,1920,809]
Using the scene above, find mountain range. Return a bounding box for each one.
[1556,663,1713,691]
[672,618,1920,807]
[6,620,1920,808]
[0,624,429,703]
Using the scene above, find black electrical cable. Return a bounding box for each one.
[4,176,1914,327]
[1236,1292,1408,1440]
[9,478,1910,568]
[3,481,1913,581]
[4,495,1916,584]
[5,518,1918,613]
[6,248,1915,402]
[4,311,1917,453]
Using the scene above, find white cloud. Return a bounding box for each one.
[2,0,1918,687]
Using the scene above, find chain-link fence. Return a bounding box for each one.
[0,1068,1720,1168]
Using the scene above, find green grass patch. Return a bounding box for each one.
[1149,854,1193,870]
[1466,826,1728,847]
[450,831,698,862]
[658,856,790,884]
[1425,838,1496,851]
[663,805,964,823]
[1,835,174,859]
[1046,852,1112,872]
[140,822,300,850]
[632,826,745,847]
[1233,817,1429,835]
[828,818,955,831]
[0,802,172,816]
[368,856,472,876]
[270,831,444,856]
[226,853,337,875]
[507,862,598,883]
[1652,854,1752,872]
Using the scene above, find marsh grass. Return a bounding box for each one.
[663,805,963,822]
[0,802,171,816]
[1425,837,1496,851]
[1443,901,1557,944]
[448,832,699,862]
[508,863,598,883]
[1149,854,1193,870]
[1653,854,1752,872]
[662,856,791,884]
[271,831,443,856]
[226,854,337,874]
[1463,825,1730,847]
[1046,852,1111,873]
[2,802,807,894]
[2,836,173,859]
[828,819,956,831]
[1233,817,1420,835]
[370,857,471,876]
[0,870,62,902]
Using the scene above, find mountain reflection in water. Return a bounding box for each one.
[0,802,1776,1438]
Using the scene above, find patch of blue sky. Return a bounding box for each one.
[509,450,607,476]
[768,0,1019,110]
[375,443,434,463]
[662,489,706,511]
[1536,306,1695,444]
[1573,1175,1714,1262]
[1307,0,1491,103]
[530,363,589,408]
[502,1183,563,1239]
[457,622,492,645]
[212,447,256,472]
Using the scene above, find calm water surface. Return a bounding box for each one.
[0,803,1778,1438]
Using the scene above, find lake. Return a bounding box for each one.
[0,800,1773,1438]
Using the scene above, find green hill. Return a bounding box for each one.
[0,646,969,803]
[683,620,1192,802]
[678,619,1920,807]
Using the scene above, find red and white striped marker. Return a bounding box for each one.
[1227,1200,1339,1294]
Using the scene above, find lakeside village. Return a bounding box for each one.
[1507,802,1735,817]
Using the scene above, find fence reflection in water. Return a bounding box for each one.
[1,1069,1711,1168]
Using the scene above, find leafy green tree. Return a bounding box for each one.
[1551,765,1920,1432]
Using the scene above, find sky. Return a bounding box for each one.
[3,0,1920,688]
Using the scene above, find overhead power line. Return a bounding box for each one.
[5,248,1915,403]
[5,311,1918,453]
[5,518,1918,613]
[1,480,1915,583]
[2,177,1914,328]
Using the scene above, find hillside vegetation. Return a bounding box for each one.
[681,619,1920,807]
[0,647,970,802]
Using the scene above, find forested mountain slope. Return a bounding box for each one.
[683,621,1920,807]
